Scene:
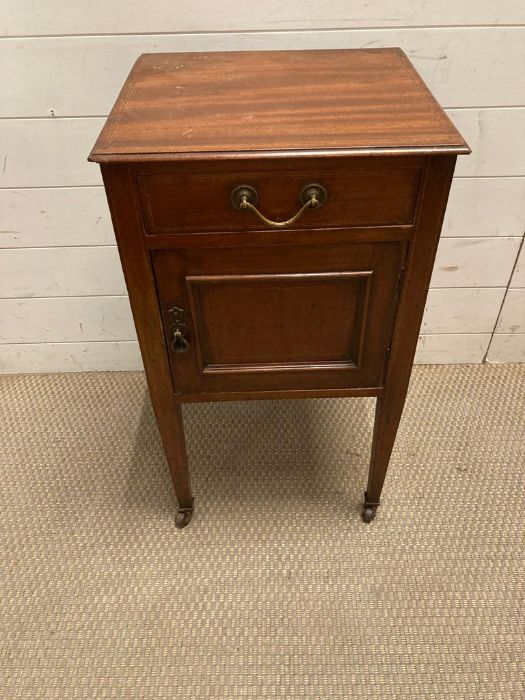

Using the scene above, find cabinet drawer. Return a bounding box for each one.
[137,159,422,234]
[153,239,406,396]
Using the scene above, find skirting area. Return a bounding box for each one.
[1,365,524,698]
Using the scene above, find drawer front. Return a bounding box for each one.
[153,240,406,396]
[137,159,422,234]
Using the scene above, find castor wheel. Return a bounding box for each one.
[361,505,378,523]
[175,508,193,529]
[361,492,379,523]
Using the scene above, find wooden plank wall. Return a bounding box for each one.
[1,3,524,372]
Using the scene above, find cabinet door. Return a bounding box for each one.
[153,240,406,396]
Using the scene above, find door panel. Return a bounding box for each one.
[153,240,405,395]
[188,272,371,372]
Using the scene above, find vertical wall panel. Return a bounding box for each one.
[1,12,524,371]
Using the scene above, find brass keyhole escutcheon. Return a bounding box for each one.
[171,324,190,354]
[168,306,191,354]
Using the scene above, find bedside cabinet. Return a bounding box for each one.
[89,49,469,527]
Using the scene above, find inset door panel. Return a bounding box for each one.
[188,272,371,373]
[153,240,405,395]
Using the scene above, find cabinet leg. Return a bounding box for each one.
[101,167,194,529]
[362,392,406,523]
[359,156,457,524]
[151,392,194,529]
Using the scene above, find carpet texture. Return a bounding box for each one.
[0,365,524,699]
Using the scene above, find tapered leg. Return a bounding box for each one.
[359,155,458,522]
[150,391,194,528]
[362,390,408,522]
[100,166,194,529]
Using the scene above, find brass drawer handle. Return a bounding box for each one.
[231,184,327,229]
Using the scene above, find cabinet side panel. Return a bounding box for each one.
[365,154,457,505]
[100,163,193,508]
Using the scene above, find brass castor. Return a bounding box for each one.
[361,492,379,523]
[361,505,378,523]
[175,508,193,529]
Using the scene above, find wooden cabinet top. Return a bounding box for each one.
[89,48,469,163]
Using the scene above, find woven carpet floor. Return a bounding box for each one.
[1,365,524,699]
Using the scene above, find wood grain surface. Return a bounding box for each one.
[89,49,469,161]
[153,240,405,395]
[137,157,422,233]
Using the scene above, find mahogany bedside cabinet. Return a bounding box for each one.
[89,48,469,528]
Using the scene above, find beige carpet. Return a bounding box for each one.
[1,365,524,699]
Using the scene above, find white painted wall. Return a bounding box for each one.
[1,3,524,372]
